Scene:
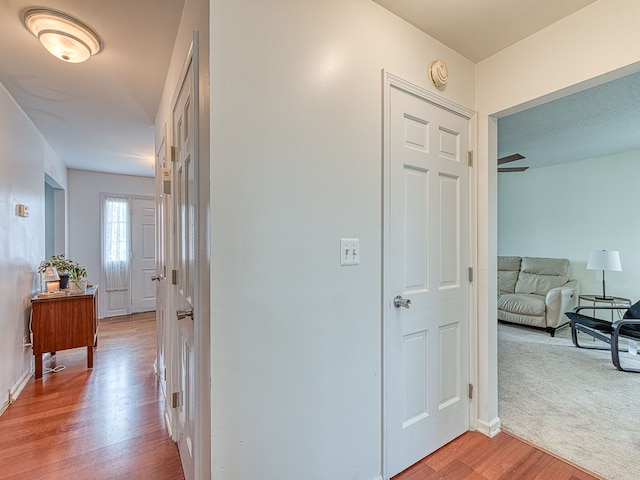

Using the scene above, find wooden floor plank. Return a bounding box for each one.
[0,312,184,480]
[2,312,604,480]
[393,431,602,480]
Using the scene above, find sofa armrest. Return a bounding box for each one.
[545,280,580,328]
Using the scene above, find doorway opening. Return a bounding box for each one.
[44,174,65,259]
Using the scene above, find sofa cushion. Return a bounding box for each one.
[498,256,521,294]
[515,257,569,296]
[498,293,546,317]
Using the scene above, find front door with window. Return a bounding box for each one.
[103,196,130,317]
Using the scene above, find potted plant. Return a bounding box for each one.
[38,254,87,292]
[69,262,88,293]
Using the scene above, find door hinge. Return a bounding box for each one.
[164,367,167,381]
[171,145,177,162]
[171,269,178,285]
[468,383,474,399]
[468,267,473,282]
[162,166,171,194]
[468,150,473,167]
[172,391,182,408]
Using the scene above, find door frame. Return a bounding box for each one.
[164,32,210,480]
[154,123,171,428]
[381,71,478,478]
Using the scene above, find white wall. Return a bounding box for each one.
[0,82,67,413]
[499,149,640,302]
[210,0,475,478]
[67,170,154,318]
[476,0,640,436]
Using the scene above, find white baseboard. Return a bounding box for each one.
[476,416,501,438]
[165,410,174,439]
[0,366,33,416]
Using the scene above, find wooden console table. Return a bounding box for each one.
[31,286,99,379]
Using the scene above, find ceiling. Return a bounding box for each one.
[0,0,632,179]
[0,0,184,178]
[371,0,598,63]
[497,71,640,171]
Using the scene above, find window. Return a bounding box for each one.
[104,196,130,291]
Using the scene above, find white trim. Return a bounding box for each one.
[385,72,475,120]
[476,417,501,438]
[467,112,479,431]
[381,70,393,479]
[191,30,207,480]
[165,410,175,439]
[0,366,33,416]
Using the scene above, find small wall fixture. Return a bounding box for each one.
[23,8,103,63]
[429,59,448,87]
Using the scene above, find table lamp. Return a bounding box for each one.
[43,266,60,293]
[586,250,621,300]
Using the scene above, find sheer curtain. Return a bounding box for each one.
[104,196,130,291]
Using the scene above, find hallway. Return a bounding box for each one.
[0,311,603,480]
[0,312,183,479]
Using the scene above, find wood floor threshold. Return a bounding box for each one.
[392,430,602,480]
[501,429,604,480]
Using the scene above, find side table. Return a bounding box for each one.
[578,294,631,321]
[31,285,99,379]
[578,294,635,353]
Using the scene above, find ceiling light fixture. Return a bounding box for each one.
[23,8,103,63]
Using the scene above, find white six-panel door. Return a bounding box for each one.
[154,128,169,413]
[172,53,196,480]
[131,197,156,313]
[384,77,471,478]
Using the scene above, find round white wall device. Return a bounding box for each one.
[429,60,448,87]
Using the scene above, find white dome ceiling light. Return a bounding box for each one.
[23,8,103,63]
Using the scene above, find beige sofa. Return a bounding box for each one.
[498,256,579,336]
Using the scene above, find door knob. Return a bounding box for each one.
[394,295,411,309]
[151,274,161,281]
[176,307,193,320]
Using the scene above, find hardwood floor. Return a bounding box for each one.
[392,430,602,480]
[1,312,603,480]
[0,312,184,480]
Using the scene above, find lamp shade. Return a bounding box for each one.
[586,250,622,272]
[43,266,60,282]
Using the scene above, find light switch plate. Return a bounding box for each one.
[340,238,359,266]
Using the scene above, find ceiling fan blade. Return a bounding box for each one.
[498,166,529,173]
[498,153,525,165]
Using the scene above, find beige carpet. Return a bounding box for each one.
[498,322,640,480]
